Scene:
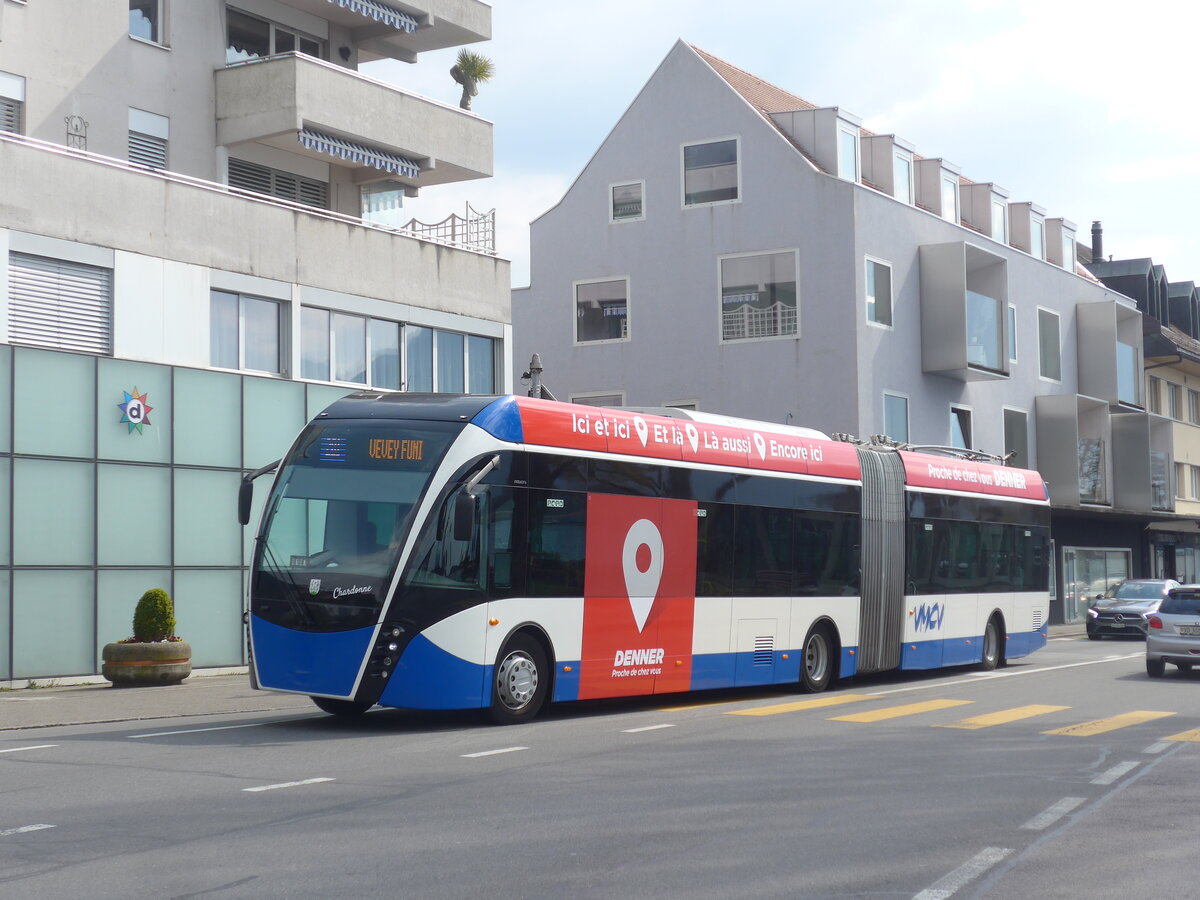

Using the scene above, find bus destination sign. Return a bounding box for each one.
[368,438,424,461]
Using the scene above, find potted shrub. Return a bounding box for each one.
[102,588,192,686]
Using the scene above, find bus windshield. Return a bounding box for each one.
[250,419,461,631]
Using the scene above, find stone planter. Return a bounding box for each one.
[102,640,192,686]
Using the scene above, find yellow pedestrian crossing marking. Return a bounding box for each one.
[830,699,972,723]
[1162,728,1200,743]
[727,693,878,717]
[1043,710,1176,737]
[938,704,1071,730]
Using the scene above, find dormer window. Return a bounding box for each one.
[940,175,959,223]
[893,151,914,204]
[1030,215,1046,260]
[991,200,1008,243]
[837,126,858,182]
[915,159,961,221]
[1046,218,1077,271]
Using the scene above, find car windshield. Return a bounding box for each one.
[1106,582,1169,600]
[1160,591,1200,616]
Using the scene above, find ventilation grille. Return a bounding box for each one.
[753,636,774,666]
[128,131,167,168]
[228,157,328,209]
[0,97,22,135]
[1032,610,1043,631]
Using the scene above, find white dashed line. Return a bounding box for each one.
[913,847,1013,899]
[242,777,335,793]
[1143,742,1170,755]
[0,824,55,837]
[622,724,676,733]
[0,744,57,754]
[1091,761,1140,785]
[129,718,317,739]
[1021,797,1085,830]
[461,746,529,759]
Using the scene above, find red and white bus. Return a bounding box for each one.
[241,394,1051,724]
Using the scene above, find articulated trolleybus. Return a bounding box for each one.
[241,393,1051,724]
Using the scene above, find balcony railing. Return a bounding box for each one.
[399,203,494,253]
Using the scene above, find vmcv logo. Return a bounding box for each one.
[913,602,945,633]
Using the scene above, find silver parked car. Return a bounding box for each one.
[1087,579,1180,639]
[1146,585,1200,677]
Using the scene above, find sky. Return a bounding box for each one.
[364,0,1200,290]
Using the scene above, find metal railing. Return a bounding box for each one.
[400,203,495,254]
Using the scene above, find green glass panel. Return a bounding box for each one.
[306,383,355,420]
[13,459,94,565]
[13,570,95,678]
[97,358,171,462]
[0,571,9,680]
[0,458,9,565]
[174,469,243,565]
[97,465,171,565]
[14,348,95,457]
[243,376,305,469]
[97,570,172,652]
[0,345,11,453]
[242,468,272,565]
[175,570,245,667]
[174,367,242,467]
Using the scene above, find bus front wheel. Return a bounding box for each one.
[800,624,835,693]
[311,696,373,716]
[490,633,549,725]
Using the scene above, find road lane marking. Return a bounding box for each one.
[1144,742,1171,753]
[874,654,1142,697]
[0,824,56,837]
[728,693,878,717]
[1021,797,1085,830]
[0,744,58,754]
[129,717,319,738]
[938,705,1070,730]
[622,724,675,733]
[1161,728,1200,743]
[1044,710,1175,737]
[242,777,335,793]
[831,699,972,723]
[1091,761,1140,785]
[913,846,1012,900]
[461,746,529,759]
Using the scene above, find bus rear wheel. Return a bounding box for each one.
[978,616,1004,671]
[311,696,373,716]
[490,634,549,725]
[800,624,835,693]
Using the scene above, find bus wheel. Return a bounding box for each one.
[800,624,835,693]
[311,696,373,716]
[979,616,1004,671]
[490,634,549,725]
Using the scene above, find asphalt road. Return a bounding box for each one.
[2,635,1198,899]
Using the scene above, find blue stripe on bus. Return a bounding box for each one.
[471,396,524,443]
[251,616,371,697]
[1005,625,1047,659]
[553,664,580,702]
[899,628,1047,670]
[380,633,490,710]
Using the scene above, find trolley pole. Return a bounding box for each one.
[525,353,557,401]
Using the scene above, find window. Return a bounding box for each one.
[683,138,738,206]
[405,326,433,391]
[991,200,1008,243]
[610,181,643,222]
[467,335,496,394]
[8,253,112,354]
[1038,309,1061,381]
[1151,451,1170,510]
[1189,389,1200,424]
[436,331,465,393]
[228,157,328,208]
[226,8,323,63]
[883,393,908,443]
[129,0,163,43]
[1007,305,1017,363]
[940,175,958,223]
[720,250,798,341]
[837,128,858,182]
[1117,342,1138,405]
[0,71,25,135]
[1169,382,1183,420]
[966,290,1002,371]
[575,278,629,344]
[1003,408,1029,470]
[866,258,892,327]
[128,108,168,169]
[893,152,914,204]
[950,407,972,449]
[1192,465,1200,501]
[1062,235,1074,271]
[1148,376,1162,415]
[210,289,285,374]
[303,309,399,387]
[1030,216,1046,260]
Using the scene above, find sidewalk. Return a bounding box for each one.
[2,625,1090,732]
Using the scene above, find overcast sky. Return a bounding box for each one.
[365,0,1200,290]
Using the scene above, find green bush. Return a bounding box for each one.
[132,588,176,643]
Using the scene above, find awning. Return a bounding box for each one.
[298,129,420,179]
[325,0,418,33]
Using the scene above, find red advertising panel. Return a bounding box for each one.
[579,494,698,699]
[900,451,1047,502]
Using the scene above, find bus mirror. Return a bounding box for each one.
[238,480,253,526]
[453,492,476,542]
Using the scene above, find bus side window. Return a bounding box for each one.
[526,489,585,597]
[696,502,734,596]
[488,487,524,595]
[406,488,484,591]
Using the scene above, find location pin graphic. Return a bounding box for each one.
[622,519,664,633]
[753,432,767,461]
[633,416,649,448]
[684,422,700,454]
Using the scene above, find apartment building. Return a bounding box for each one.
[0,0,509,682]
[512,40,1182,625]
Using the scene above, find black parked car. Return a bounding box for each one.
[1087,579,1180,639]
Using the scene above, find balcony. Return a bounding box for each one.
[1076,298,1143,408]
[215,54,492,190]
[918,241,1009,381]
[272,0,490,62]
[1036,395,1112,508]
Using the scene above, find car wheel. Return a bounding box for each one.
[978,616,1003,671]
[800,623,836,693]
[489,633,549,725]
[1146,658,1166,678]
[1087,631,1102,641]
[311,696,373,716]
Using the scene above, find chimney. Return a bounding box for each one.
[1091,220,1103,264]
